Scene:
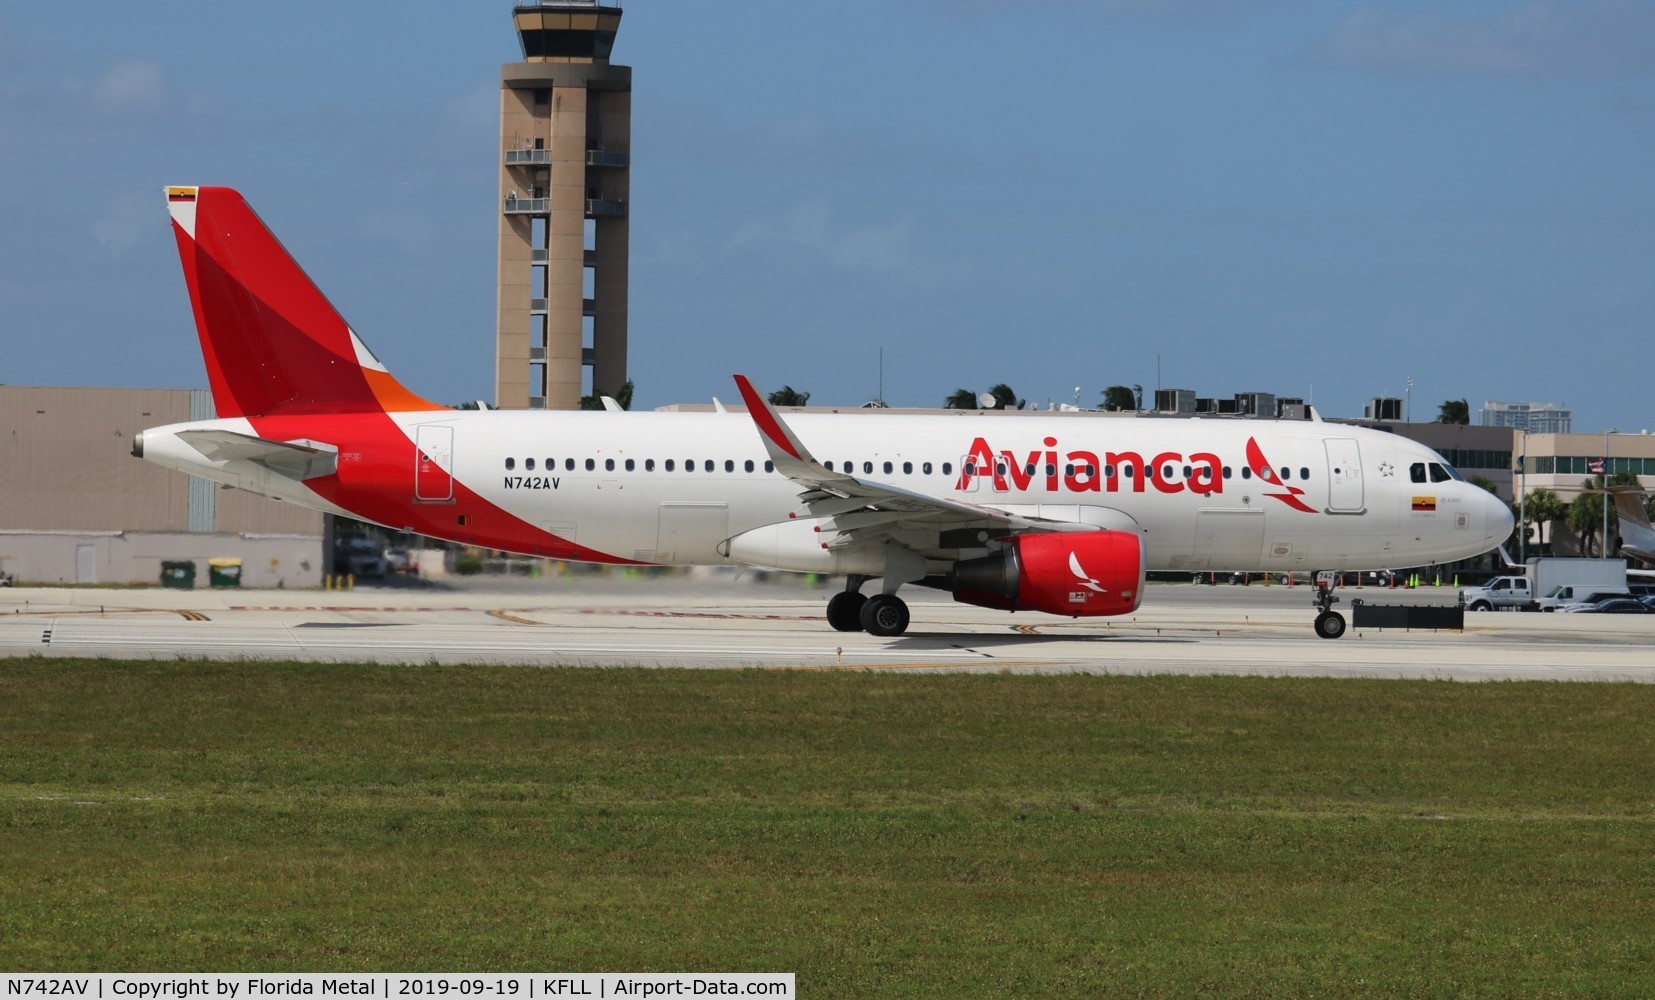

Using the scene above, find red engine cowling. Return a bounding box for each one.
[952,530,1145,617]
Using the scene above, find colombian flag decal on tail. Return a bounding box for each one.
[167,186,197,202]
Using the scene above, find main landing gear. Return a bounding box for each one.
[1312,573,1347,640]
[826,577,911,637]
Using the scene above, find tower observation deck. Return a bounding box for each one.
[496,1,631,409]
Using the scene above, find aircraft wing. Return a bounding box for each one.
[733,375,1085,540]
[177,429,339,481]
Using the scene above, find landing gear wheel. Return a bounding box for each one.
[1315,611,1347,640]
[860,594,911,637]
[826,592,868,632]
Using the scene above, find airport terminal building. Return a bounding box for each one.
[0,386,323,586]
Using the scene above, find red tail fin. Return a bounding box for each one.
[166,186,444,417]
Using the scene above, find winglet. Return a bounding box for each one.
[734,375,814,467]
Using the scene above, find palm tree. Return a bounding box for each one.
[1100,385,1138,411]
[767,385,810,407]
[1436,399,1470,425]
[1522,488,1566,556]
[943,388,979,409]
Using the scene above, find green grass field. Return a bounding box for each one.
[2,659,1652,996]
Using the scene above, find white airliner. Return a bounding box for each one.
[134,187,1512,639]
[1608,486,1655,565]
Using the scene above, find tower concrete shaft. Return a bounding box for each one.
[497,1,630,410]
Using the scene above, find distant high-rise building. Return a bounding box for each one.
[496,1,631,410]
[1480,400,1572,434]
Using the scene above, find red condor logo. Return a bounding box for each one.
[953,435,1318,513]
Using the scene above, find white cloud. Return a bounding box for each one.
[1312,1,1655,78]
[92,59,167,112]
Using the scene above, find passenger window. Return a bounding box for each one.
[1183,465,1192,478]
[1410,463,1427,483]
[1222,466,1231,479]
[996,463,1008,476]
[645,459,655,472]
[1300,467,1309,480]
[585,458,595,471]
[903,462,913,475]
[964,462,977,476]
[505,457,515,471]
[625,459,635,472]
[883,462,893,474]
[605,459,615,471]
[1241,467,1252,480]
[1065,464,1074,477]
[704,460,714,473]
[685,459,695,473]
[744,460,754,473]
[942,462,952,476]
[664,459,675,472]
[525,458,535,471]
[1105,465,1115,477]
[725,460,735,473]
[1124,466,1135,479]
[1280,467,1288,481]
[1025,464,1036,476]
[922,462,932,475]
[825,461,834,472]
[1163,464,1174,479]
[1045,464,1056,477]
[546,458,554,470]
[765,461,773,473]
[864,462,873,474]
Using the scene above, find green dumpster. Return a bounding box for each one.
[208,557,243,588]
[160,560,196,589]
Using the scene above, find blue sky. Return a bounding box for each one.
[2,1,1652,432]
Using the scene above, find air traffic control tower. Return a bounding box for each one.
[496,1,631,410]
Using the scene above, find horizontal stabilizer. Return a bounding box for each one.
[177,429,339,481]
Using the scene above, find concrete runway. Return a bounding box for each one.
[2,577,1652,681]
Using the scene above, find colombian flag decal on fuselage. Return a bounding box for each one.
[1412,496,1437,512]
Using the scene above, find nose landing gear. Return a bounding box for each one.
[1312,572,1346,639]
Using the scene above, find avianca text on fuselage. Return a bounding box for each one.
[955,434,1313,511]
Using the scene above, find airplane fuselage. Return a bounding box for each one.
[137,409,1506,575]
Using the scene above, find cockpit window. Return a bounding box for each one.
[1410,463,1427,484]
[1428,462,1452,483]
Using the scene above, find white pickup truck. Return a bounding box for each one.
[1460,576,1533,611]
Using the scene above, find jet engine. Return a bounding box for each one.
[951,530,1144,617]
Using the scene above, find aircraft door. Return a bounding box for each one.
[1324,438,1365,513]
[415,424,454,502]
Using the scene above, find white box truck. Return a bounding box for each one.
[1460,558,1628,612]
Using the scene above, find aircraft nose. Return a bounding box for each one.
[1487,488,1515,542]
